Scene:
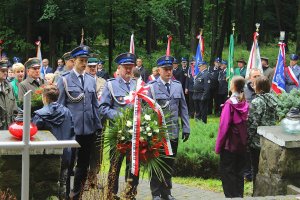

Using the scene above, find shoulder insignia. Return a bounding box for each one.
[107,78,115,82]
[61,71,70,76]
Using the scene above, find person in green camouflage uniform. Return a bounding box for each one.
[247,76,278,192]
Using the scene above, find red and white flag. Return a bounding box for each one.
[166,35,172,56]
[35,40,42,66]
[129,33,135,54]
[245,32,263,79]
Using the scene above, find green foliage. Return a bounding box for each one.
[275,89,300,120]
[39,0,59,21]
[173,117,220,178]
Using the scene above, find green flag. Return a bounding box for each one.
[227,34,234,91]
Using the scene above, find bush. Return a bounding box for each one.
[275,89,300,120]
[173,117,220,178]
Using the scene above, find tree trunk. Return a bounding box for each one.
[236,0,245,44]
[26,0,32,58]
[108,3,113,74]
[190,0,202,54]
[247,0,256,50]
[210,0,218,66]
[49,20,56,69]
[216,0,230,58]
[178,5,185,46]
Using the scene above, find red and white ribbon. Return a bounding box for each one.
[129,78,173,176]
[286,66,299,87]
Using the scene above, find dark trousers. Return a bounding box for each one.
[107,149,139,198]
[194,99,208,123]
[88,130,103,184]
[71,134,95,200]
[188,91,195,118]
[250,147,260,193]
[217,94,228,115]
[220,150,246,198]
[243,150,253,181]
[66,148,77,200]
[150,139,179,197]
[208,87,218,115]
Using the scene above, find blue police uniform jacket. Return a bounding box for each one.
[209,65,220,89]
[99,76,137,120]
[218,68,228,95]
[185,66,195,91]
[285,65,300,93]
[193,69,211,100]
[57,70,101,135]
[148,78,190,139]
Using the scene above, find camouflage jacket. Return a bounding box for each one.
[247,93,278,149]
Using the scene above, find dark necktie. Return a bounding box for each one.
[34,80,40,87]
[165,83,170,94]
[79,75,84,88]
[125,82,130,91]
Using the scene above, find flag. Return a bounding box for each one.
[35,40,43,78]
[245,32,263,79]
[166,35,172,56]
[272,42,286,94]
[227,34,235,90]
[194,34,204,75]
[129,33,135,54]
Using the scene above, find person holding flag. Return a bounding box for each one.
[185,57,196,118]
[285,54,300,93]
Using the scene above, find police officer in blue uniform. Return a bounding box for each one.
[96,59,110,80]
[99,52,138,200]
[285,54,300,93]
[193,61,211,123]
[57,45,101,200]
[185,57,196,118]
[148,55,190,200]
[208,57,221,115]
[217,60,229,115]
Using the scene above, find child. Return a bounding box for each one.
[32,84,74,199]
[147,67,159,82]
[215,76,249,198]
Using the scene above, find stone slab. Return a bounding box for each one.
[0,130,63,155]
[257,126,300,148]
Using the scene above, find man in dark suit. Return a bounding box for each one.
[40,59,53,78]
[136,58,149,82]
[57,45,101,200]
[96,60,109,80]
[172,58,183,83]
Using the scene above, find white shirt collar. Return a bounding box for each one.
[159,77,171,85]
[73,69,85,78]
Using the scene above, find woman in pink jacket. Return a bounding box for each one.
[215,76,249,198]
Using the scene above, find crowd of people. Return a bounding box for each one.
[0,46,299,200]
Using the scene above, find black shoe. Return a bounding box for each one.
[161,195,176,200]
[152,196,162,200]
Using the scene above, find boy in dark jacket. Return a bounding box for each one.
[32,84,74,200]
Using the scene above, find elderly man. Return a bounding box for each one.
[0,60,17,129]
[96,59,109,80]
[99,52,138,200]
[285,54,300,93]
[40,58,53,78]
[57,45,101,200]
[136,58,149,82]
[148,55,190,200]
[19,58,45,103]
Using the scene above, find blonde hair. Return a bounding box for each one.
[12,63,25,72]
[152,67,158,72]
[45,73,55,84]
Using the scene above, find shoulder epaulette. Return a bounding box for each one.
[173,80,180,83]
[61,71,70,76]
[147,80,157,84]
[107,78,115,82]
[85,73,93,78]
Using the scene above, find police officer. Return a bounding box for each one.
[208,57,221,115]
[148,55,190,200]
[96,59,110,80]
[181,58,189,106]
[19,58,45,103]
[185,57,196,118]
[285,54,300,93]
[193,61,211,123]
[57,45,101,200]
[172,58,183,83]
[217,60,229,115]
[99,52,138,200]
[0,60,17,130]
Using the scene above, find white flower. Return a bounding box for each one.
[154,129,159,133]
[147,132,152,136]
[128,129,134,134]
[140,137,145,142]
[121,136,125,140]
[146,127,151,132]
[126,121,132,127]
[154,121,158,125]
[144,114,151,121]
[118,130,122,134]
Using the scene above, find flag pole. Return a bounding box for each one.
[227,22,235,97]
[80,28,84,46]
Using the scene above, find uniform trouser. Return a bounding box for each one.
[208,87,218,115]
[194,99,208,123]
[188,91,195,117]
[220,150,246,198]
[150,138,178,197]
[88,130,103,185]
[107,149,139,198]
[250,147,260,194]
[59,148,72,199]
[217,94,228,114]
[66,148,77,200]
[71,134,95,200]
